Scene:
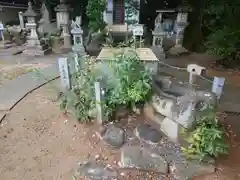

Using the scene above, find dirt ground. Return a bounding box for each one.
[0,81,240,180]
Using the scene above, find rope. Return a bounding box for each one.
[157,58,215,83]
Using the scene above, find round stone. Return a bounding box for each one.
[135,124,163,143]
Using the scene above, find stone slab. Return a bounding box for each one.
[135,124,163,144]
[172,159,215,180]
[161,117,181,143]
[120,146,168,173]
[0,64,59,111]
[75,161,117,180]
[99,124,125,148]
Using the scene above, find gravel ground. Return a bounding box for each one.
[0,81,239,180]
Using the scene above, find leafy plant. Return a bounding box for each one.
[181,106,228,162]
[86,0,106,33]
[105,49,153,113]
[60,57,101,123]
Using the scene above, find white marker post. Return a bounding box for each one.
[0,22,4,41]
[212,76,225,102]
[95,81,106,124]
[57,57,71,91]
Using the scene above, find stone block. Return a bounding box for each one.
[134,124,163,144]
[143,102,165,126]
[161,117,181,143]
[120,146,168,173]
[152,95,175,118]
[172,159,215,180]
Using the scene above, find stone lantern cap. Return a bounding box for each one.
[55,0,72,12]
[23,1,37,17]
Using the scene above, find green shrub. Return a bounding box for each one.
[181,106,228,162]
[205,27,240,64]
[60,49,153,123]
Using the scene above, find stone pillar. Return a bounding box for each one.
[175,11,188,47]
[152,25,165,59]
[18,11,24,29]
[55,0,72,52]
[168,6,190,56]
[23,2,47,56]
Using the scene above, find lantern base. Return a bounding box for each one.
[168,44,189,56]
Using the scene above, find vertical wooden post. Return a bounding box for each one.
[94,81,104,124]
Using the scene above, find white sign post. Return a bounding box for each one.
[133,24,144,48]
[0,23,4,41]
[57,57,71,91]
[212,76,225,101]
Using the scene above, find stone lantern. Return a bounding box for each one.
[23,1,47,56]
[71,25,86,56]
[152,12,166,59]
[168,5,191,55]
[55,0,72,29]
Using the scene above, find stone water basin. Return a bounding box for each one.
[95,47,159,76]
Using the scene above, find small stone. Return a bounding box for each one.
[120,146,168,173]
[64,120,68,124]
[172,159,216,180]
[101,125,125,148]
[94,154,100,160]
[120,172,125,176]
[75,161,117,179]
[135,124,163,144]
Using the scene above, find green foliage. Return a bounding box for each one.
[60,57,100,123]
[202,0,240,63]
[105,49,152,113]
[205,27,240,62]
[181,106,228,162]
[60,49,152,123]
[86,0,106,32]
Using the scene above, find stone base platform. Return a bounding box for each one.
[22,46,51,56]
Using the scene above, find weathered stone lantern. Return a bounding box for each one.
[152,12,166,58]
[168,5,191,55]
[23,2,46,56]
[55,0,71,29]
[71,25,86,56]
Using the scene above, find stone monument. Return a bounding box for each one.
[71,18,86,56]
[18,11,24,29]
[55,0,72,29]
[38,3,51,36]
[23,2,49,56]
[168,6,190,55]
[55,0,72,52]
[152,12,166,58]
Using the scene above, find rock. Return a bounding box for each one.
[135,124,163,144]
[161,117,181,143]
[75,161,117,180]
[168,45,189,56]
[120,146,168,173]
[172,159,215,180]
[101,125,125,148]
